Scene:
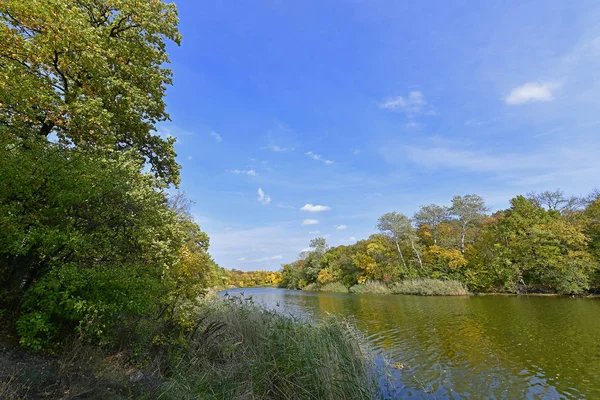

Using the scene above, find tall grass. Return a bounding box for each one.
[349,281,391,294]
[303,282,349,293]
[161,296,379,399]
[390,278,470,296]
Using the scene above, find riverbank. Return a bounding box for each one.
[298,279,600,297]
[1,297,380,399]
[302,279,471,296]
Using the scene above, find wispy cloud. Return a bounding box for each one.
[228,169,257,176]
[335,224,347,230]
[505,82,559,105]
[306,151,334,165]
[380,91,430,114]
[306,151,321,160]
[302,219,319,226]
[238,255,283,263]
[210,131,222,142]
[340,236,357,243]
[300,204,331,212]
[257,188,271,205]
[308,230,320,234]
[263,144,294,152]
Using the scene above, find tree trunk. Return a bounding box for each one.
[394,239,407,269]
[409,238,423,270]
[460,222,466,253]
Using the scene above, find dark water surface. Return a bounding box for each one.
[223,288,600,399]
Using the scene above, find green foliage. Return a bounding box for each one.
[0,136,220,349]
[0,0,182,184]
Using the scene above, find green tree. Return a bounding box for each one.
[0,0,182,183]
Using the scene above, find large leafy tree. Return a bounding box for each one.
[0,0,182,183]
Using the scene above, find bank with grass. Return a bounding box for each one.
[1,296,381,399]
[301,279,471,296]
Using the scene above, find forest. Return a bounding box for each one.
[279,192,600,294]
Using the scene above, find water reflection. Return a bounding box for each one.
[223,288,600,399]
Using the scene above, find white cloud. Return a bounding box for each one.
[380,91,428,114]
[187,156,193,160]
[238,257,247,262]
[210,131,222,142]
[324,160,334,165]
[308,230,320,234]
[257,188,271,205]
[306,151,321,160]
[302,219,319,226]
[505,82,559,105]
[340,236,357,243]
[335,224,347,230]
[300,204,332,212]
[228,169,257,176]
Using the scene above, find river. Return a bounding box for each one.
[222,288,600,399]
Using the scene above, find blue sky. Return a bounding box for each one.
[159,0,600,271]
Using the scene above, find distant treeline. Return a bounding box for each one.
[278,191,600,294]
[226,269,283,288]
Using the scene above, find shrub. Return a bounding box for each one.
[390,279,470,296]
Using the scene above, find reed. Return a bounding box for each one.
[161,296,379,399]
[390,278,470,296]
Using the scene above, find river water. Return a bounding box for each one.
[222,288,600,399]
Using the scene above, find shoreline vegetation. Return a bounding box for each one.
[1,296,381,399]
[271,193,600,297]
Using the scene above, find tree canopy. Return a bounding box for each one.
[0,0,181,183]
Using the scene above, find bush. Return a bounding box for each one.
[161,297,379,399]
[390,279,470,296]
[349,280,391,294]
